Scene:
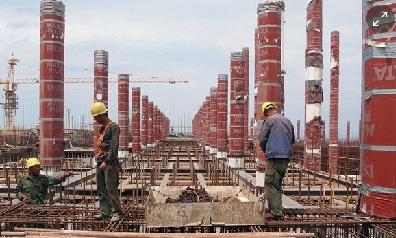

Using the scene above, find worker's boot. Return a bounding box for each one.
[94,213,110,220]
[110,213,121,222]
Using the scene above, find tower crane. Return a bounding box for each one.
[0,54,19,129]
[0,54,188,129]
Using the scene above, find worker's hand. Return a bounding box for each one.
[20,195,29,201]
[63,171,74,178]
[99,161,108,170]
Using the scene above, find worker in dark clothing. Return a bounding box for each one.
[91,101,122,222]
[258,102,295,219]
[16,157,72,204]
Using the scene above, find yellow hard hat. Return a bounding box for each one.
[26,157,41,169]
[261,102,277,114]
[90,101,108,117]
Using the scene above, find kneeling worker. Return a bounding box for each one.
[16,157,73,204]
[91,101,122,222]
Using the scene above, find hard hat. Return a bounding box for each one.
[26,157,41,169]
[90,101,108,117]
[261,102,277,114]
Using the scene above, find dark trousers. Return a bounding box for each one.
[96,165,122,215]
[265,158,290,216]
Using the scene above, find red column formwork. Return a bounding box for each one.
[346,121,350,144]
[304,0,324,171]
[93,50,109,149]
[361,0,396,219]
[217,74,228,159]
[209,87,218,155]
[329,31,340,175]
[255,1,284,168]
[131,87,141,154]
[199,107,204,141]
[40,0,65,171]
[147,101,154,147]
[165,117,170,137]
[229,52,245,168]
[242,48,250,151]
[153,105,159,143]
[192,115,197,138]
[203,97,211,151]
[118,74,129,159]
[194,107,203,141]
[159,112,165,140]
[297,120,301,142]
[141,95,148,149]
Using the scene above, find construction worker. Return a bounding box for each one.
[91,101,122,222]
[16,157,72,204]
[258,102,295,220]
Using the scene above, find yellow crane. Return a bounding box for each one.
[0,55,188,129]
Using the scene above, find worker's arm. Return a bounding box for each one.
[48,176,64,186]
[258,118,272,153]
[16,178,25,201]
[48,172,73,186]
[104,124,120,165]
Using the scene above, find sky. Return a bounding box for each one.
[0,0,362,138]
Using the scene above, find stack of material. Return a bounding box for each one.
[165,186,219,203]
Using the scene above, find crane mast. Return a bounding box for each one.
[1,54,19,129]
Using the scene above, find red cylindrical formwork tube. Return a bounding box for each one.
[297,120,301,142]
[165,117,170,138]
[329,31,340,175]
[195,107,202,141]
[192,115,197,138]
[304,0,324,171]
[157,109,162,140]
[93,50,109,149]
[242,47,250,151]
[360,0,396,219]
[346,121,350,144]
[203,97,210,151]
[209,87,218,155]
[255,1,284,168]
[159,112,165,140]
[118,74,129,159]
[229,52,245,168]
[147,101,154,147]
[131,87,141,154]
[153,105,159,143]
[216,74,228,159]
[199,107,204,141]
[254,28,258,142]
[40,0,65,171]
[141,95,148,149]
